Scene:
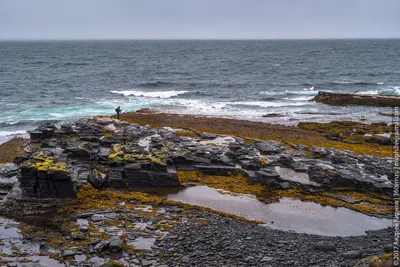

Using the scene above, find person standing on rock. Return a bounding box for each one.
[115,106,122,119]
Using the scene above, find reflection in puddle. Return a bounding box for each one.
[275,166,320,186]
[0,217,65,266]
[167,186,391,236]
[1,256,65,267]
[0,217,41,256]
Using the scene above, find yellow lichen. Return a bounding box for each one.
[147,155,166,166]
[109,151,124,159]
[25,157,70,174]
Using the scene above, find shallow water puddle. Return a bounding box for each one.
[0,217,20,239]
[0,217,64,266]
[167,186,391,236]
[1,256,65,267]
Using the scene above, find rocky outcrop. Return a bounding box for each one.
[313,91,400,106]
[12,116,394,198]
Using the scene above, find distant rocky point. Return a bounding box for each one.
[313,91,400,106]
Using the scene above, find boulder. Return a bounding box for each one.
[88,169,106,188]
[256,168,280,185]
[108,238,124,253]
[256,141,285,155]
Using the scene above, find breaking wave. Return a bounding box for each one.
[110,90,189,98]
[355,86,400,95]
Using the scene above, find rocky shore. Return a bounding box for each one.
[0,114,395,266]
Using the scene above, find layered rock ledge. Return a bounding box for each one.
[12,117,393,200]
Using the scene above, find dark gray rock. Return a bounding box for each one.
[88,169,106,189]
[256,168,280,185]
[198,132,217,139]
[256,141,284,155]
[108,238,124,253]
[342,250,362,259]
[195,165,238,175]
[314,241,336,251]
[279,182,291,190]
[384,244,393,253]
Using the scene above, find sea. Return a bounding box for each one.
[0,39,399,144]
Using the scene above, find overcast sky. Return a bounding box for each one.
[0,0,399,40]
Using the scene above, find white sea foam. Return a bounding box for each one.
[355,90,379,95]
[229,101,308,108]
[0,130,28,145]
[0,130,27,137]
[259,89,317,96]
[356,86,400,95]
[284,96,314,101]
[110,90,189,98]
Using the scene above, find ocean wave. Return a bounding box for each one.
[0,120,62,128]
[64,62,89,66]
[0,130,27,138]
[260,97,280,101]
[259,88,317,96]
[228,101,309,109]
[283,96,314,101]
[355,86,400,95]
[23,61,45,65]
[367,72,397,77]
[380,86,400,95]
[110,90,189,99]
[327,81,384,86]
[136,81,176,88]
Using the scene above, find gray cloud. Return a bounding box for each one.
[0,0,399,40]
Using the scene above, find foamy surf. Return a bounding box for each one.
[110,90,189,98]
[355,86,400,95]
[0,130,28,144]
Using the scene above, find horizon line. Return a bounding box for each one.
[1,37,400,42]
